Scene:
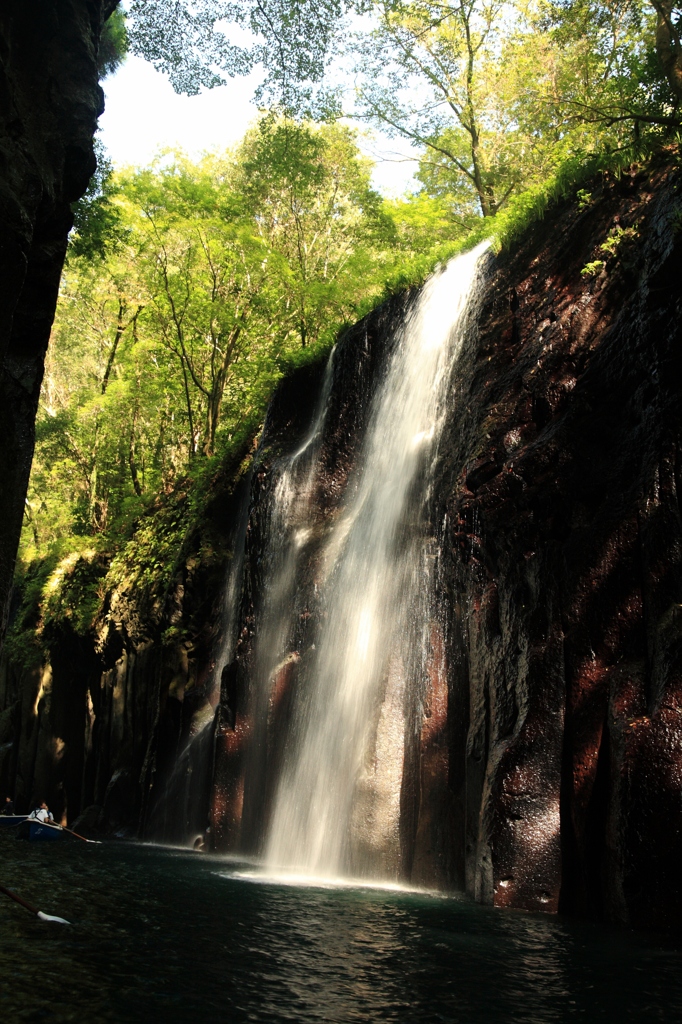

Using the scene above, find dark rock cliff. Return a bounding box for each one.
[0,464,251,839]
[0,0,117,643]
[2,154,682,934]
[442,159,682,931]
[213,157,682,931]
[211,305,410,859]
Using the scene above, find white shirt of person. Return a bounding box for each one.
[29,807,53,822]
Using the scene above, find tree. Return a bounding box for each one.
[352,0,679,222]
[235,117,384,347]
[70,140,124,262]
[98,6,129,77]
[122,159,270,458]
[520,0,679,139]
[34,251,150,538]
[653,0,682,103]
[121,1,679,226]
[126,0,355,109]
[23,122,396,556]
[353,0,552,218]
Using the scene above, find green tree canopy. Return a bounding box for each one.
[125,0,357,108]
[351,0,679,218]
[24,119,408,556]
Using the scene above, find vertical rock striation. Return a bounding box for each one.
[441,159,682,930]
[2,141,682,933]
[0,0,117,642]
[0,468,250,835]
[214,157,682,931]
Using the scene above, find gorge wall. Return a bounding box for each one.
[213,156,682,930]
[0,466,250,841]
[2,156,682,934]
[443,159,682,931]
[0,0,117,642]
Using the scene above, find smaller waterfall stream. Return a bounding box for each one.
[148,475,252,845]
[263,242,489,880]
[239,359,334,849]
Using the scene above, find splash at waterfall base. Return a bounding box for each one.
[2,159,682,934]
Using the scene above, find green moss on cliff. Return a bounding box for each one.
[377,145,681,295]
[7,425,258,666]
[4,544,109,670]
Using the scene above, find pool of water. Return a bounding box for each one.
[1,839,681,1022]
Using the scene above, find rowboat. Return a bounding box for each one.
[15,819,66,842]
[0,815,28,828]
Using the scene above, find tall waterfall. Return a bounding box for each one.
[260,242,489,880]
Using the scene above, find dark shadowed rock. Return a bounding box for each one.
[441,158,682,930]
[213,157,682,931]
[70,802,104,837]
[0,1,118,645]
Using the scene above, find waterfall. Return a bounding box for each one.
[238,359,335,851]
[261,241,489,880]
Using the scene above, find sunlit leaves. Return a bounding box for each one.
[353,0,677,219]
[24,120,399,558]
[126,0,356,109]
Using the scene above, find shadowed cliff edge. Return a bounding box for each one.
[0,0,118,643]
[2,155,682,933]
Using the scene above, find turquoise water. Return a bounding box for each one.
[1,841,681,1022]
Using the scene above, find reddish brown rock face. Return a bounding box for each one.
[441,160,682,930]
[2,131,681,933]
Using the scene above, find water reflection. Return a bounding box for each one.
[1,842,681,1022]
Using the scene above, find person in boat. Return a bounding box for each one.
[1,796,14,815]
[28,802,54,823]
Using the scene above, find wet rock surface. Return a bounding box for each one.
[215,157,682,930]
[0,470,251,842]
[440,159,682,930]
[212,299,410,856]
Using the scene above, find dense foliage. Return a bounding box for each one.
[353,0,680,218]
[125,0,681,121]
[25,120,398,561]
[126,0,355,109]
[10,0,681,646]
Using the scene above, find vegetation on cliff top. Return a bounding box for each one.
[8,0,681,658]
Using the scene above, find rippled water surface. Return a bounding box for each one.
[1,840,681,1022]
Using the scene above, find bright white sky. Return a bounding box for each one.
[98,54,421,197]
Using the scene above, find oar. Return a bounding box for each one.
[0,883,70,924]
[33,819,101,844]
[61,824,101,844]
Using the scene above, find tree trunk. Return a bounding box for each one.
[102,299,126,393]
[202,326,242,457]
[470,133,494,218]
[653,0,682,105]
[129,442,143,496]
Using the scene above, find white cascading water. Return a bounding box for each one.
[239,359,335,849]
[263,241,489,880]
